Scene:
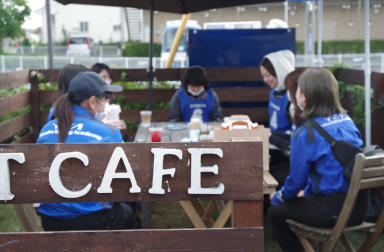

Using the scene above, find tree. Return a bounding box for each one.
[0,0,31,52]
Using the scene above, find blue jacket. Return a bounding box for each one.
[268,89,291,134]
[46,106,55,122]
[177,89,215,122]
[273,113,363,205]
[37,105,123,219]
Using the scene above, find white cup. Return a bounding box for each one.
[140,110,152,127]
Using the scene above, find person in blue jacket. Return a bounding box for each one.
[268,68,368,252]
[260,50,295,134]
[46,64,88,122]
[37,72,138,231]
[260,50,295,191]
[169,65,222,122]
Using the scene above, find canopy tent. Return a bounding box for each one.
[53,0,372,144]
[54,0,284,110]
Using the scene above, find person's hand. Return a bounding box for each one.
[271,190,283,206]
[105,120,127,130]
[297,190,304,197]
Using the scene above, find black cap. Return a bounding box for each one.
[68,72,123,103]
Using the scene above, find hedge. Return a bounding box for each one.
[296,40,384,54]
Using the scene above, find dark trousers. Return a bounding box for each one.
[268,193,368,252]
[40,203,138,231]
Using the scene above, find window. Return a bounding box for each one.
[113,25,121,31]
[80,22,88,32]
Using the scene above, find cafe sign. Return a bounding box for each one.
[0,142,262,203]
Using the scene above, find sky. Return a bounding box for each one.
[22,0,45,30]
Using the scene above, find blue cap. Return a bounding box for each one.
[68,72,123,103]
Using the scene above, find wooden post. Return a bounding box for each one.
[29,70,40,141]
[372,72,384,147]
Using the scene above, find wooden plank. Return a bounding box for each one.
[0,227,263,252]
[13,204,42,232]
[372,72,384,148]
[0,142,263,203]
[263,171,278,194]
[213,200,233,228]
[110,69,149,82]
[0,92,30,117]
[216,87,269,102]
[12,132,35,144]
[205,67,262,82]
[334,68,365,86]
[35,69,60,82]
[119,89,175,102]
[360,177,384,190]
[121,108,169,122]
[0,70,29,90]
[179,201,207,228]
[0,113,31,142]
[39,90,59,105]
[110,67,263,82]
[232,201,263,227]
[362,166,384,179]
[39,111,49,126]
[30,74,40,140]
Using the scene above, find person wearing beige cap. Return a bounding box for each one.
[36,72,138,231]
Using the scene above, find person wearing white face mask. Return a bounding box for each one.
[36,72,139,231]
[169,65,222,122]
[91,63,127,131]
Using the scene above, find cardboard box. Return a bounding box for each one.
[213,124,271,171]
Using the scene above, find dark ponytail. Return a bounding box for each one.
[54,93,75,142]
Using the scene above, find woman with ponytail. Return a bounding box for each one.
[36,72,138,231]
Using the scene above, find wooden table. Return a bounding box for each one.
[135,122,277,228]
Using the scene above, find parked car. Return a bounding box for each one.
[66,36,93,57]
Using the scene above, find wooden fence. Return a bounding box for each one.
[1,67,383,146]
[0,142,264,251]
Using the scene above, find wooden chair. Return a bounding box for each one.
[287,153,384,252]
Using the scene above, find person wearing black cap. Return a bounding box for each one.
[169,65,222,122]
[36,72,138,231]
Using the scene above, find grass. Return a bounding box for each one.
[1,202,383,251]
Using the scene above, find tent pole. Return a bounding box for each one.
[364,0,371,146]
[46,0,53,68]
[165,14,191,68]
[148,0,154,110]
[284,1,288,24]
[317,0,323,66]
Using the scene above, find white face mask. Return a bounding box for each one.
[94,99,106,121]
[94,110,106,121]
[187,87,204,97]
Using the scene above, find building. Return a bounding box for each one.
[38,1,143,44]
[38,0,383,45]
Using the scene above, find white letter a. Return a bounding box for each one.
[97,147,141,193]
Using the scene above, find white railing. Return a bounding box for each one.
[1,54,383,73]
[3,45,122,57]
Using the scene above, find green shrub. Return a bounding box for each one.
[296,40,384,54]
[123,42,161,57]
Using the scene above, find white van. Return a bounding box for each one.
[66,36,93,57]
[160,20,201,68]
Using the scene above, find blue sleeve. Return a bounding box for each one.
[103,128,123,143]
[46,106,55,123]
[281,129,312,200]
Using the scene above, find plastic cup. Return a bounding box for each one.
[140,110,152,127]
[149,127,163,142]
